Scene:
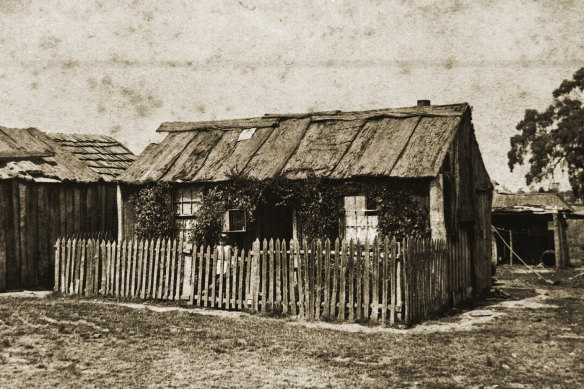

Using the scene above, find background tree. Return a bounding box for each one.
[508,67,584,198]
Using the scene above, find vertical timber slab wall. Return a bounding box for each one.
[0,179,118,291]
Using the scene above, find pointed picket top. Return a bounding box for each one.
[269,238,274,251]
[263,238,269,252]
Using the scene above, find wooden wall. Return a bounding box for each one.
[440,111,493,296]
[0,179,117,291]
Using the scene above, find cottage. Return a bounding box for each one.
[118,101,493,294]
[492,192,573,267]
[0,128,135,291]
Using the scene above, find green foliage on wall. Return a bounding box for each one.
[187,174,430,245]
[370,186,430,239]
[129,183,175,240]
[190,175,266,246]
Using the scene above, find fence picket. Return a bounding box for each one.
[169,239,177,300]
[261,239,268,312]
[323,239,330,319]
[156,240,164,299]
[230,248,237,309]
[356,240,363,321]
[73,239,80,294]
[64,238,71,294]
[301,239,309,319]
[54,238,61,292]
[315,239,322,320]
[330,239,339,319]
[371,238,379,323]
[390,237,397,325]
[338,240,347,321]
[238,249,245,309]
[348,239,355,321]
[210,247,218,308]
[92,239,99,295]
[363,239,370,321]
[175,241,184,301]
[281,240,288,314]
[189,243,197,305]
[249,241,258,310]
[218,246,225,308]
[135,240,143,298]
[268,239,274,311]
[275,239,281,309]
[296,240,304,318]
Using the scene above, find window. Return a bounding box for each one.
[173,186,202,241]
[173,186,201,217]
[344,195,378,242]
[222,209,246,232]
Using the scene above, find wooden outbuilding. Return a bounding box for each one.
[492,192,572,267]
[118,101,494,295]
[0,128,135,291]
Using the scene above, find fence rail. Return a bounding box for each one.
[54,235,473,325]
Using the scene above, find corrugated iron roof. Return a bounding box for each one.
[493,192,574,213]
[0,127,102,182]
[119,103,470,184]
[48,133,136,181]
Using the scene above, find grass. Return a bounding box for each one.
[1,265,584,388]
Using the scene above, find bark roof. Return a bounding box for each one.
[493,192,574,213]
[119,103,471,184]
[0,127,132,183]
[48,133,136,181]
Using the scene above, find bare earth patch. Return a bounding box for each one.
[1,264,583,388]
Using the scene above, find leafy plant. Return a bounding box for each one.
[129,183,175,240]
[508,67,584,197]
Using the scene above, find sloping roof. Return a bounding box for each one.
[493,192,574,213]
[119,103,470,184]
[49,133,136,181]
[0,127,101,182]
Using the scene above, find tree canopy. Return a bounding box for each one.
[508,67,584,198]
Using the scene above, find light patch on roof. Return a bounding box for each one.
[237,127,256,141]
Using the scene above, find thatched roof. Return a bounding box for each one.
[49,133,136,181]
[119,103,471,184]
[0,127,101,182]
[493,192,574,214]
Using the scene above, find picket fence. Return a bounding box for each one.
[54,235,473,325]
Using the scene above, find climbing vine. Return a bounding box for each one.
[186,174,430,245]
[129,182,175,240]
[189,175,265,246]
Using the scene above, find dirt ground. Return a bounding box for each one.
[1,265,583,388]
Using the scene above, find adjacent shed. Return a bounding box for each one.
[492,192,572,267]
[48,133,136,181]
[118,101,494,295]
[0,127,134,291]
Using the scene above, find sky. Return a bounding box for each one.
[1,0,583,191]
